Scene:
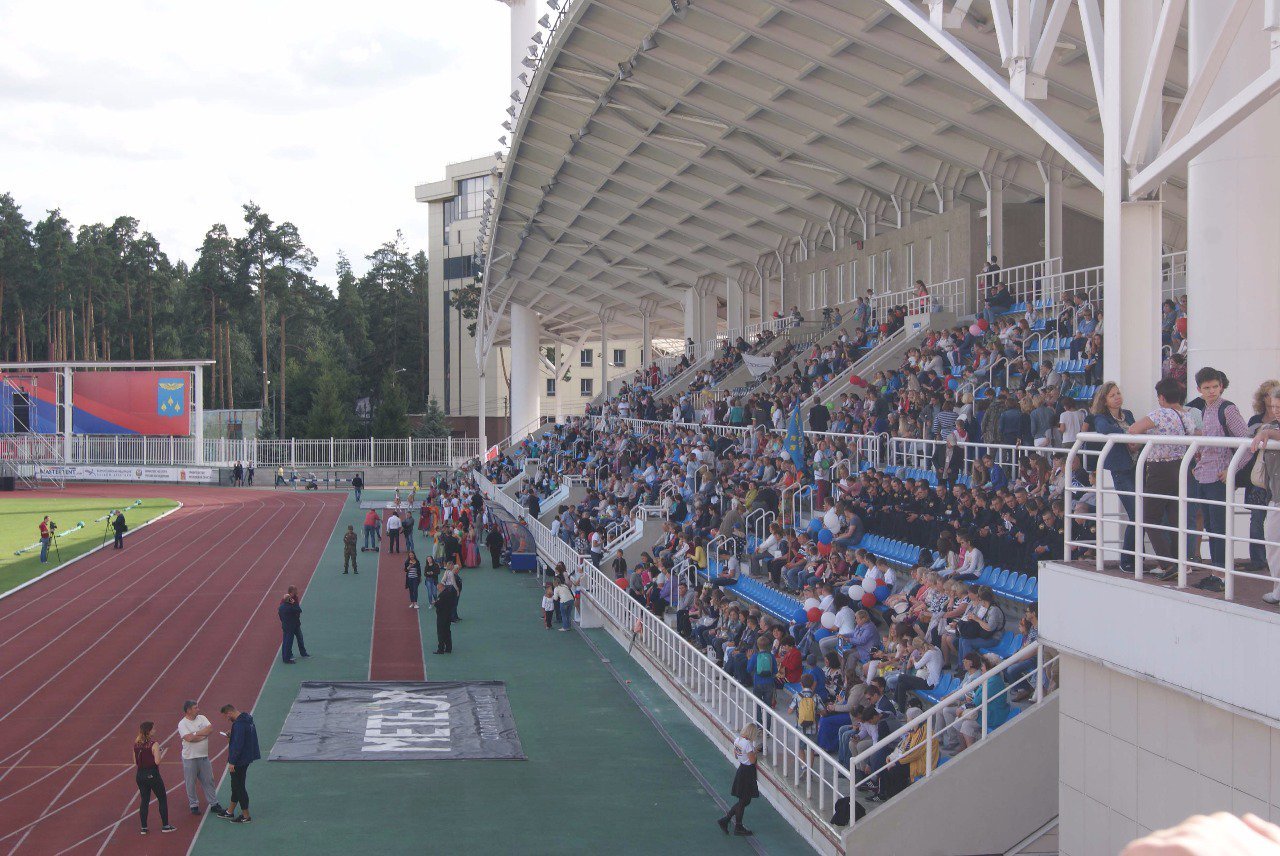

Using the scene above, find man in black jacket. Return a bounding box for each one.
[111,510,128,549]
[277,586,309,664]
[808,395,830,433]
[485,525,505,568]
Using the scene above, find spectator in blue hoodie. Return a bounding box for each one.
[217,705,260,824]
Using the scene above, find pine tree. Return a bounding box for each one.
[371,371,411,439]
[415,396,450,439]
[305,354,353,439]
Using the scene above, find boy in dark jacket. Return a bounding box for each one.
[217,705,260,823]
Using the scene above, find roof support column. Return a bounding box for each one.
[639,298,658,369]
[726,275,747,336]
[598,308,615,402]
[1039,163,1064,264]
[756,262,769,325]
[1186,0,1280,397]
[1103,0,1163,414]
[683,289,699,350]
[701,287,718,346]
[980,173,1006,266]
[509,302,541,440]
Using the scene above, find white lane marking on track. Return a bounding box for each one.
[0,498,274,729]
[3,494,343,849]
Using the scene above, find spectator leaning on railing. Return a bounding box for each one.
[1249,385,1280,604]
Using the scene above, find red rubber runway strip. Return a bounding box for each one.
[0,484,344,855]
[368,542,425,681]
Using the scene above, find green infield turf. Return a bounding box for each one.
[0,496,179,595]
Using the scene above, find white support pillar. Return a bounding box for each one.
[726,275,747,335]
[700,285,718,345]
[598,309,615,400]
[193,366,204,464]
[509,302,541,440]
[756,263,768,324]
[639,298,658,367]
[1186,0,1280,397]
[478,365,487,453]
[1039,163,1064,264]
[683,288,699,346]
[61,367,72,461]
[981,173,1005,265]
[1103,0,1164,414]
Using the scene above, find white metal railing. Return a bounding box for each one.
[978,257,1061,307]
[473,468,852,841]
[1045,264,1103,309]
[1162,250,1187,302]
[1065,432,1280,602]
[741,316,792,342]
[62,435,481,469]
[885,435,1070,483]
[847,643,1058,827]
[744,507,775,546]
[812,326,901,406]
[0,433,65,488]
[869,276,966,328]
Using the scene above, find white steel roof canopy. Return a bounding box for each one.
[484,0,1208,345]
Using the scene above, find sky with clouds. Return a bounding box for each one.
[0,0,511,283]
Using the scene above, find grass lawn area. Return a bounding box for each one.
[0,496,179,595]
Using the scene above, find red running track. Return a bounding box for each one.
[368,540,425,681]
[0,484,344,855]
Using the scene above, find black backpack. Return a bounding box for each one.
[831,796,865,826]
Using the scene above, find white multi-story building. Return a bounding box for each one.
[417,155,641,439]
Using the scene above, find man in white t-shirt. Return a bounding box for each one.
[178,700,223,816]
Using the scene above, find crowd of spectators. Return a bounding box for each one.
[477,268,1265,815]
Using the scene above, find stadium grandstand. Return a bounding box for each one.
[470,1,1280,854]
[4,2,1280,855]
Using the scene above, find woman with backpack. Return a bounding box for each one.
[1188,368,1251,575]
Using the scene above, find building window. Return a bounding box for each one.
[546,378,556,398]
[443,255,474,281]
[611,349,626,367]
[579,349,593,367]
[580,378,593,397]
[441,174,493,231]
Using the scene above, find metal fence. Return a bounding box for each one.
[1065,431,1280,602]
[978,257,1061,306]
[589,415,1065,483]
[475,469,851,845]
[62,435,480,469]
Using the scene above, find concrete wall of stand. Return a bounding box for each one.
[1001,203,1104,273]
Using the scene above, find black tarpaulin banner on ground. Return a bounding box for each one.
[269,681,526,761]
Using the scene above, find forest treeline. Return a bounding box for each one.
[0,193,462,438]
